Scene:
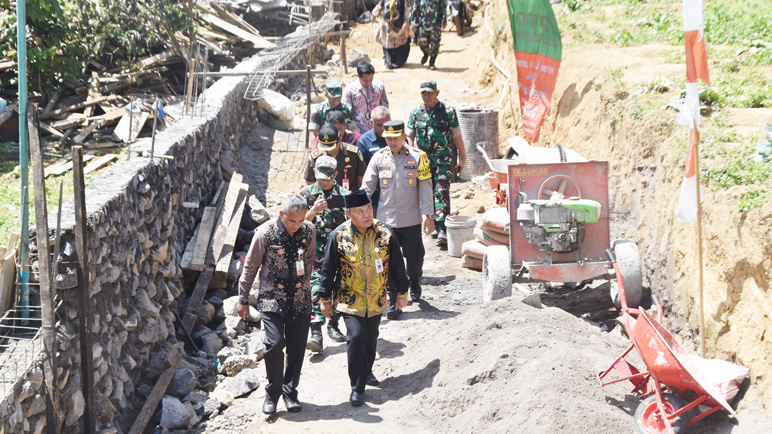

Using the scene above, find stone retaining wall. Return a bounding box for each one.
[1,39,330,433]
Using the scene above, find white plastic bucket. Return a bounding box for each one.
[446,215,477,258]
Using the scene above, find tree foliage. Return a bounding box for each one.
[0,0,193,97]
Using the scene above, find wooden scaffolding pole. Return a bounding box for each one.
[72,146,97,432]
[28,102,62,433]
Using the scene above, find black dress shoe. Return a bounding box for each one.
[283,394,302,413]
[385,309,402,320]
[263,395,277,414]
[350,391,364,407]
[410,285,422,302]
[366,373,380,386]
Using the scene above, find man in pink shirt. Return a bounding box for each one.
[342,62,390,134]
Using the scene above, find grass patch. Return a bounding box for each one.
[0,167,89,248]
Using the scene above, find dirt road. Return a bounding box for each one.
[194,16,771,434]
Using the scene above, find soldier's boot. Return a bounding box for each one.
[306,322,323,353]
[327,318,346,343]
[429,55,437,70]
[421,52,429,65]
[437,221,447,244]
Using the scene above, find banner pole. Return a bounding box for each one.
[693,122,706,356]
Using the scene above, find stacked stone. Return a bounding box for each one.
[2,36,332,434]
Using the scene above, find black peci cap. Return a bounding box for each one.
[344,190,371,208]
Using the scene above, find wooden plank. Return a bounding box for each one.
[42,87,65,117]
[40,95,119,120]
[101,108,125,123]
[38,121,64,138]
[44,158,72,178]
[50,117,86,130]
[179,224,201,271]
[182,173,243,334]
[46,154,95,177]
[127,345,182,434]
[113,110,149,143]
[83,153,117,175]
[72,146,96,432]
[190,207,218,272]
[73,122,99,144]
[201,14,273,49]
[211,186,247,287]
[197,26,230,41]
[83,141,119,150]
[28,102,63,432]
[83,72,101,118]
[138,50,181,69]
[209,2,263,37]
[0,233,19,314]
[179,182,226,273]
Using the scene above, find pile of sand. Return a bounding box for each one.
[385,297,637,433]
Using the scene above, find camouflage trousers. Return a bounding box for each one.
[430,153,453,224]
[416,28,442,57]
[310,270,341,324]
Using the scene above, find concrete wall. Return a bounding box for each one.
[1,39,330,433]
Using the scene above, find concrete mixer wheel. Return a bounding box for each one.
[482,245,512,302]
[610,239,644,309]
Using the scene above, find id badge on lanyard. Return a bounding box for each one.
[342,168,350,190]
[374,247,384,273]
[295,248,305,275]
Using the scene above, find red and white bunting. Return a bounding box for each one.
[675,0,710,223]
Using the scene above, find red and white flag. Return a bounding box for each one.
[675,0,710,223]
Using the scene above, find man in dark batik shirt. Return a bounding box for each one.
[238,195,316,415]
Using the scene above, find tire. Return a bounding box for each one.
[482,245,512,302]
[634,393,687,434]
[610,239,643,309]
[454,14,464,36]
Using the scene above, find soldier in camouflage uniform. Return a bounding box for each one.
[406,80,466,242]
[310,81,354,139]
[300,156,349,352]
[411,0,447,69]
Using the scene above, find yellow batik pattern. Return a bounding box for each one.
[334,221,392,317]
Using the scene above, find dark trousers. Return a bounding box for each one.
[388,224,424,310]
[343,313,382,393]
[383,42,411,68]
[262,311,311,401]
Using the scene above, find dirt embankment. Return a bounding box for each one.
[475,0,772,401]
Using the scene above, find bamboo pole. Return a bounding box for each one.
[693,126,706,356]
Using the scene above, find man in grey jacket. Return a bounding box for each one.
[361,120,435,317]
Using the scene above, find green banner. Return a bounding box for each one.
[507,0,562,61]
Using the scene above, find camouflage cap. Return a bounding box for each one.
[314,155,337,180]
[420,80,438,92]
[325,81,343,98]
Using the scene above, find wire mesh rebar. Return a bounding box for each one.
[0,305,43,400]
[244,12,340,101]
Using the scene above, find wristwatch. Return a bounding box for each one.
[426,213,435,219]
[239,300,249,306]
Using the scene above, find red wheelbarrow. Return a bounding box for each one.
[598,249,737,433]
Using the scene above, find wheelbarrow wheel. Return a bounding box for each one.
[634,393,687,434]
[610,239,643,309]
[482,245,512,302]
